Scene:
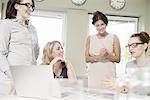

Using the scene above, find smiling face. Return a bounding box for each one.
[15,0,34,20]
[128,37,146,58]
[94,20,107,34]
[52,42,64,58]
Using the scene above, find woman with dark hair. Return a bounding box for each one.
[85,11,121,89]
[126,32,150,67]
[0,0,39,95]
[120,32,150,93]
[41,41,76,79]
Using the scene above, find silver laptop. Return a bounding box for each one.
[10,65,63,99]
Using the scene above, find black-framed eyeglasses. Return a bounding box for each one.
[18,3,34,10]
[126,43,144,48]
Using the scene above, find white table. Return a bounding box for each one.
[1,82,150,100]
[1,93,150,100]
[0,88,116,100]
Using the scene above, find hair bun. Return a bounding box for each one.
[92,11,108,25]
[140,32,150,42]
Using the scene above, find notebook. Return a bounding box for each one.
[10,65,63,99]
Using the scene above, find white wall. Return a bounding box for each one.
[147,0,150,33]
[0,0,1,19]
[146,0,150,56]
[66,9,88,76]
[2,0,150,77]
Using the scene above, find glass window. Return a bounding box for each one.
[30,11,66,64]
[89,14,138,75]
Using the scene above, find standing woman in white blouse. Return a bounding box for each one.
[0,0,39,95]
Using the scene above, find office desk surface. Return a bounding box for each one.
[1,94,150,100]
[0,96,61,100]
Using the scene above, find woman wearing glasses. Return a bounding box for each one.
[120,32,150,93]
[0,0,39,95]
[126,32,150,68]
[102,32,150,93]
[41,41,76,80]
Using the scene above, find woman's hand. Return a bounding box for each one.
[50,57,66,67]
[9,80,16,96]
[120,84,129,94]
[97,48,110,61]
[4,70,17,95]
[87,48,111,63]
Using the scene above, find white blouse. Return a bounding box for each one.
[0,19,39,73]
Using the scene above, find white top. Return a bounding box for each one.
[89,34,114,56]
[126,59,150,68]
[0,19,39,72]
[88,34,116,89]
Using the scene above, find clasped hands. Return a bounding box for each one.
[93,48,111,62]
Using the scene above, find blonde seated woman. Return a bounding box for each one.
[41,41,76,80]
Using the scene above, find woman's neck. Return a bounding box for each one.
[16,15,25,21]
[16,16,28,26]
[53,62,62,76]
[136,53,148,65]
[97,32,108,37]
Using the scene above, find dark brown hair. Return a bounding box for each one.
[92,11,108,25]
[5,0,35,19]
[131,32,150,51]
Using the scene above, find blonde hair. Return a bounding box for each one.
[42,41,62,65]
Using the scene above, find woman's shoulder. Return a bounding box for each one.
[65,60,73,69]
[29,22,37,32]
[144,57,150,67]
[65,60,71,65]
[126,60,136,68]
[0,19,13,31]
[88,34,97,40]
[0,19,12,25]
[108,33,120,44]
[108,33,118,39]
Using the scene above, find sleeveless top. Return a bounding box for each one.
[53,67,68,79]
[89,34,114,56]
[88,33,116,89]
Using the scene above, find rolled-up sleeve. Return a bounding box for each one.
[0,20,11,72]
